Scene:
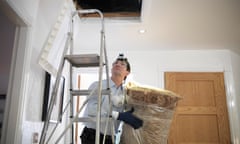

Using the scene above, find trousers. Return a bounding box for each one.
[80,127,113,144]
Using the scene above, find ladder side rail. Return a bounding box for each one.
[73,9,106,144]
[69,12,75,144]
[69,50,75,144]
[95,9,105,144]
[39,33,72,144]
[101,27,115,143]
[103,34,110,89]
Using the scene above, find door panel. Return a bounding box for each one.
[165,72,231,144]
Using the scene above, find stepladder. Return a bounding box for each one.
[39,9,115,144]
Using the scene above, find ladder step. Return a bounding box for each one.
[71,89,111,96]
[74,117,111,123]
[64,54,101,67]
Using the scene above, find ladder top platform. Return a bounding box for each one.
[64,54,100,67]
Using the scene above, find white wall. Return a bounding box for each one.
[21,0,69,143]
[2,0,240,143]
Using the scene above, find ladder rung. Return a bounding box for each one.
[64,54,100,67]
[71,89,111,96]
[74,117,111,123]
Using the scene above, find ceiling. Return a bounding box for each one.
[141,0,240,53]
[142,0,240,53]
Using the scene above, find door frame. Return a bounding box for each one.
[0,2,31,144]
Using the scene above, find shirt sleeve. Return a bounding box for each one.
[86,81,110,117]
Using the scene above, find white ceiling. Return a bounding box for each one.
[132,0,240,52]
[73,0,240,54]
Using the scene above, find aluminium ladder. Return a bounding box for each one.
[39,9,114,144]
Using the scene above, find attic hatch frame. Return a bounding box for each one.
[73,0,142,19]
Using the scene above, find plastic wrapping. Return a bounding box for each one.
[120,82,182,144]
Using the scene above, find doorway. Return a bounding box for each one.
[165,72,231,144]
[0,9,16,141]
[0,3,29,143]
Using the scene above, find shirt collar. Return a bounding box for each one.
[109,79,123,89]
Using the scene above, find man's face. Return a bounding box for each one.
[111,60,129,78]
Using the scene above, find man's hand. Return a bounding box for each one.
[117,108,143,129]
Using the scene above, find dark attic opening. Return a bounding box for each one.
[73,0,143,18]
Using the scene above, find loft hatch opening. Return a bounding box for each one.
[73,0,142,18]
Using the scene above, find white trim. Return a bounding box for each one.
[1,25,32,144]
[224,71,240,144]
[159,66,225,73]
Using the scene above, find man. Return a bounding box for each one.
[80,54,143,144]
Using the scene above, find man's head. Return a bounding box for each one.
[111,54,131,81]
[116,54,131,72]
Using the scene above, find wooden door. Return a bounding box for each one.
[165,72,231,144]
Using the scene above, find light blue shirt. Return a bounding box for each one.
[82,79,125,135]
